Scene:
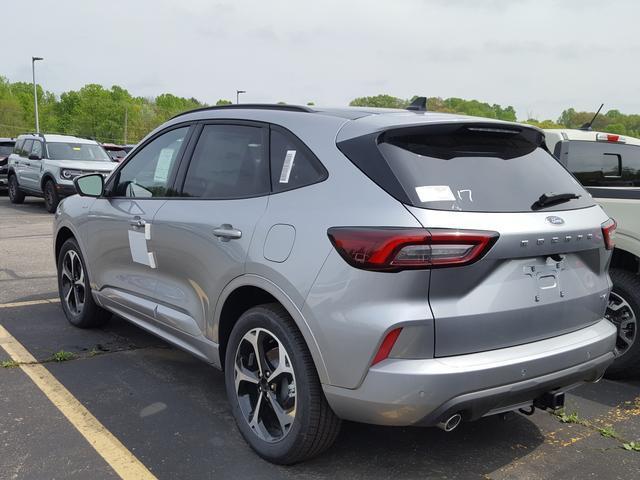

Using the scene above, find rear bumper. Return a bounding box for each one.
[323,319,616,426]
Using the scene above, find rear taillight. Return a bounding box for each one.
[371,328,402,366]
[327,227,499,271]
[601,218,617,250]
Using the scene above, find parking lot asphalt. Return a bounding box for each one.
[0,194,639,480]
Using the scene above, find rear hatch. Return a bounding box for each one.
[338,119,613,357]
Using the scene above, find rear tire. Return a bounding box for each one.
[44,180,60,213]
[57,238,111,328]
[605,268,640,379]
[8,175,25,204]
[224,303,341,464]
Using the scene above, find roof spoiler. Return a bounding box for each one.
[406,97,427,112]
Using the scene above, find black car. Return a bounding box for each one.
[0,138,16,190]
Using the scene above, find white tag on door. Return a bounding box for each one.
[279,150,296,183]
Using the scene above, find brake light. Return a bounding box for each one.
[601,218,617,250]
[596,133,626,143]
[371,328,402,366]
[327,227,499,271]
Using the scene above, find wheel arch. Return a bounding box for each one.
[611,246,640,275]
[40,172,57,191]
[214,274,330,384]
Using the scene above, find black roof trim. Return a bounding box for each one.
[171,104,316,120]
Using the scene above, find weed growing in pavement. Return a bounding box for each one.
[598,425,618,439]
[1,359,19,368]
[51,350,76,362]
[622,442,640,452]
[556,410,582,424]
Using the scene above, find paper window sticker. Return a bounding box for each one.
[154,148,175,182]
[415,185,456,203]
[279,150,296,183]
[128,230,151,266]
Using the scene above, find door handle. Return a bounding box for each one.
[213,224,242,241]
[129,217,146,228]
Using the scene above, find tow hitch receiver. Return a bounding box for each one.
[534,391,565,411]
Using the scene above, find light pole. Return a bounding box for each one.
[32,56,44,133]
[236,90,246,104]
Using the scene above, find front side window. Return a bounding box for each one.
[181,124,269,199]
[270,128,327,193]
[112,126,189,198]
[46,143,110,161]
[31,141,43,158]
[13,139,24,156]
[22,140,33,157]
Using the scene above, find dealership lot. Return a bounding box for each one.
[0,195,638,479]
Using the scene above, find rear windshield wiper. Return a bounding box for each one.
[531,192,581,211]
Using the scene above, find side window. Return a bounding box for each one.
[31,141,43,159]
[566,141,624,187]
[14,139,24,155]
[112,126,189,198]
[22,140,34,157]
[181,124,269,199]
[270,128,327,193]
[621,145,640,186]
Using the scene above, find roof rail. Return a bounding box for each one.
[171,103,316,120]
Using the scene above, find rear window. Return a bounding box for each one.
[47,142,110,161]
[560,140,640,187]
[339,123,594,213]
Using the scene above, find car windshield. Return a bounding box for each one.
[47,142,110,161]
[0,143,14,156]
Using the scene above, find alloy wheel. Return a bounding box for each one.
[234,327,296,443]
[60,250,85,315]
[606,291,638,357]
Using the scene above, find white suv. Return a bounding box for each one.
[7,133,116,212]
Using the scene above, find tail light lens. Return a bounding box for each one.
[327,227,499,271]
[601,218,617,250]
[371,328,403,366]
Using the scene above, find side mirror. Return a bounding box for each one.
[28,154,41,160]
[74,173,104,197]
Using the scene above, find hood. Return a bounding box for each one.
[50,160,116,171]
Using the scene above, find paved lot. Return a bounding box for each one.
[0,194,639,479]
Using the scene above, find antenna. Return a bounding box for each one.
[406,97,427,112]
[579,103,604,131]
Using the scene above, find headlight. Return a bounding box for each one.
[60,169,83,180]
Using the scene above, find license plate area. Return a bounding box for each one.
[524,257,566,303]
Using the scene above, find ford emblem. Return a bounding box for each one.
[546,216,565,225]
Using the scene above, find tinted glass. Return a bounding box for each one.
[270,129,326,192]
[344,124,593,212]
[182,124,268,199]
[563,140,640,187]
[0,142,14,156]
[31,141,43,158]
[22,140,33,156]
[13,139,24,155]
[112,127,189,198]
[47,142,110,161]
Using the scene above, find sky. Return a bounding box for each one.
[2,0,640,120]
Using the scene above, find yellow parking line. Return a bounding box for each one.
[0,298,60,309]
[0,325,157,480]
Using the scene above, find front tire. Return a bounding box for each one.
[224,304,341,464]
[8,175,25,204]
[44,180,60,213]
[605,268,640,379]
[57,238,110,328]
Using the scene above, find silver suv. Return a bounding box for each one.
[53,102,617,464]
[8,133,116,212]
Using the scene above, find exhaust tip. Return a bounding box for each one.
[437,413,462,432]
[591,373,605,383]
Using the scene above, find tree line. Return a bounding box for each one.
[2,76,640,143]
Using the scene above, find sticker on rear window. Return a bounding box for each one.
[279,150,296,183]
[415,185,455,203]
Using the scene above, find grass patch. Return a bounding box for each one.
[1,359,19,368]
[622,442,640,452]
[51,350,76,362]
